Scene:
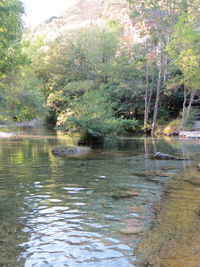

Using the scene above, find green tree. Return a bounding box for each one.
[0,0,36,122]
[128,0,200,132]
[0,0,24,79]
[167,15,200,127]
[0,66,47,122]
[0,35,47,122]
[42,25,141,124]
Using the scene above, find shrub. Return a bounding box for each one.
[62,90,138,140]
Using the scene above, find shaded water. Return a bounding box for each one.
[0,127,199,266]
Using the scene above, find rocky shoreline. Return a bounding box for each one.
[0,118,39,128]
[0,119,41,138]
[179,130,200,139]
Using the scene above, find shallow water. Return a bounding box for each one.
[0,127,199,266]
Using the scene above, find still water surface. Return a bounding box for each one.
[0,127,199,266]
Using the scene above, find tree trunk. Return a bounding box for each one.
[147,87,152,123]
[181,86,188,129]
[185,89,196,126]
[144,54,149,127]
[146,64,156,125]
[151,50,163,134]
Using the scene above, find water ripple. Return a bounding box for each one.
[0,134,196,266]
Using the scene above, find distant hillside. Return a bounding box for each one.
[25,0,143,44]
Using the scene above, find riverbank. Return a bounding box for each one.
[0,119,42,138]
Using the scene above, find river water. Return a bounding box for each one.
[0,127,199,266]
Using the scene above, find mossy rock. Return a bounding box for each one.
[162,119,181,136]
[52,146,91,157]
[163,125,180,136]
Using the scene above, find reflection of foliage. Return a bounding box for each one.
[0,196,18,218]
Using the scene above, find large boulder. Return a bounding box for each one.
[52,146,91,157]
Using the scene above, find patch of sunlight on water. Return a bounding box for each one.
[0,127,200,266]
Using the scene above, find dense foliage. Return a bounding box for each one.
[0,0,46,122]
[42,25,141,138]
[127,0,200,130]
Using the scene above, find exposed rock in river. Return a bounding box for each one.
[155,152,184,160]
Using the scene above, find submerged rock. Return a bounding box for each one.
[133,170,176,178]
[161,166,180,170]
[119,226,143,235]
[111,190,139,200]
[104,215,122,221]
[52,146,91,157]
[155,152,184,160]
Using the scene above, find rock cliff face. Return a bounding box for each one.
[26,0,142,44]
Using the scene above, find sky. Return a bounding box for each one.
[22,0,79,27]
